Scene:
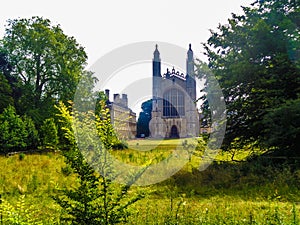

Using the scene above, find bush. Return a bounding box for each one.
[19,153,25,160]
[112,140,128,150]
[61,164,73,176]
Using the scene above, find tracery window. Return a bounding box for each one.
[163,89,185,117]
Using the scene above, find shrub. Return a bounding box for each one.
[112,140,128,150]
[54,102,145,224]
[61,164,73,176]
[19,153,25,161]
[40,118,59,150]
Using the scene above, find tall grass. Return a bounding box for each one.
[128,197,299,225]
[0,139,299,224]
[0,153,73,223]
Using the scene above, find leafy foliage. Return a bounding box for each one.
[54,102,144,224]
[0,106,39,154]
[74,70,99,112]
[22,115,39,150]
[0,106,28,154]
[262,98,300,155]
[0,16,88,123]
[94,93,117,149]
[203,0,300,154]
[0,194,43,225]
[94,92,128,150]
[40,118,59,150]
[196,61,215,130]
[0,73,13,113]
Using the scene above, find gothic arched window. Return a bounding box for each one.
[163,89,185,117]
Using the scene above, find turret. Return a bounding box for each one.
[153,44,161,77]
[187,43,194,76]
[186,44,196,101]
[152,44,162,116]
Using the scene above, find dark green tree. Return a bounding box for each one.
[0,106,28,153]
[0,106,39,153]
[22,115,39,150]
[0,48,12,75]
[1,16,88,122]
[203,0,300,154]
[262,98,300,155]
[0,73,13,113]
[40,118,59,150]
[136,99,152,137]
[0,49,14,112]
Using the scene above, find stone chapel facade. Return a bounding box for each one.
[149,44,200,138]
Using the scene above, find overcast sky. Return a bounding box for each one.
[1,0,254,65]
[0,0,254,114]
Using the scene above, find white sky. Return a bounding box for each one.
[0,0,254,115]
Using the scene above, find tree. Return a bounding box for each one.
[196,60,214,130]
[74,70,99,112]
[54,102,144,224]
[95,95,119,149]
[0,48,13,76]
[136,99,152,137]
[0,16,88,122]
[0,48,14,113]
[0,106,39,153]
[0,47,17,103]
[40,118,59,149]
[0,73,13,113]
[203,0,300,153]
[0,106,28,153]
[22,115,39,150]
[262,98,300,156]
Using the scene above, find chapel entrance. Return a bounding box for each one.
[170,125,179,138]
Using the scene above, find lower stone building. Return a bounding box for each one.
[105,89,136,139]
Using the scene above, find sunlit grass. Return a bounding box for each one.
[111,137,250,167]
[111,138,196,166]
[0,153,75,223]
[128,197,300,225]
[0,140,299,224]
[128,138,184,147]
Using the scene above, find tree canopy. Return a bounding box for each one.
[0,105,38,153]
[0,16,88,122]
[0,72,13,113]
[0,16,95,153]
[137,99,152,137]
[202,0,300,155]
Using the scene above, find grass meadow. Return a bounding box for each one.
[0,138,299,224]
